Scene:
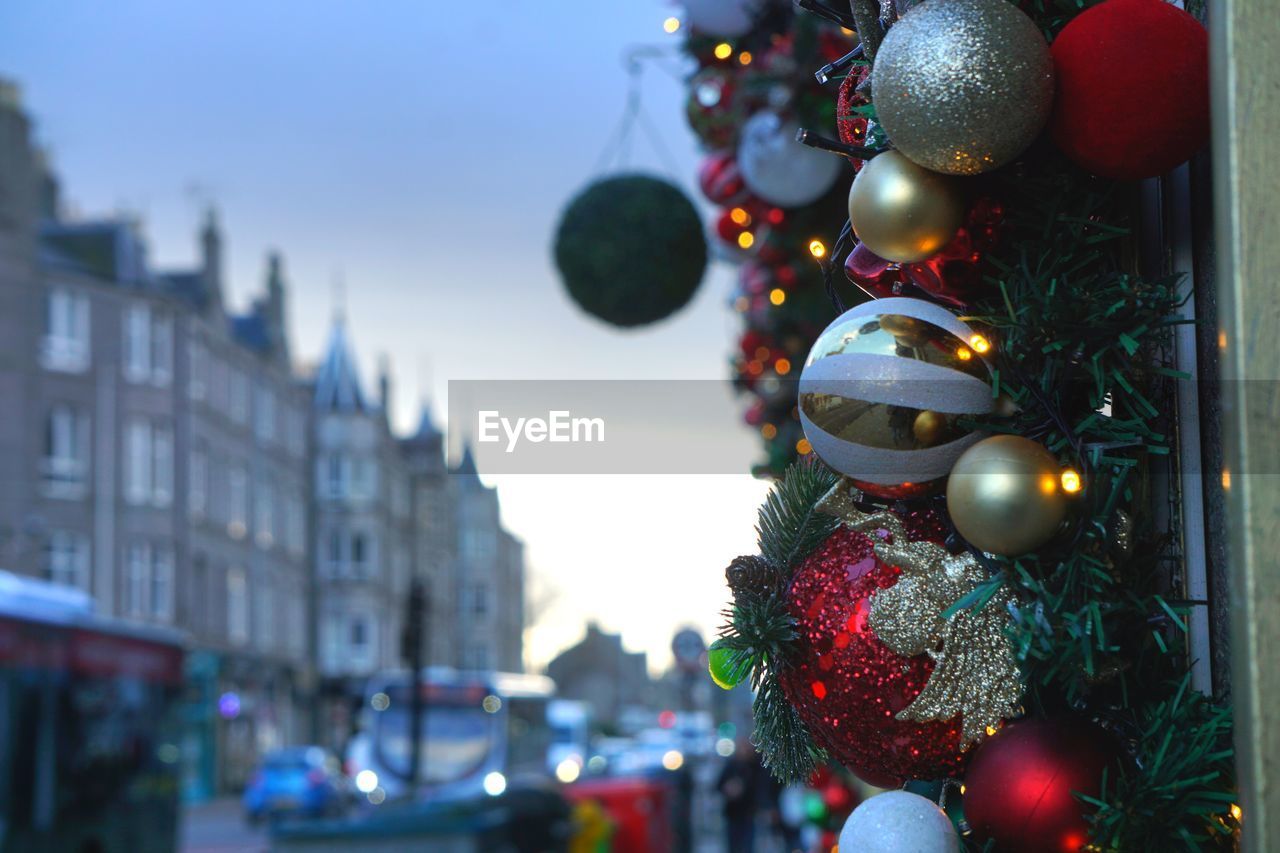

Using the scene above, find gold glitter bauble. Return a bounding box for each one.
[872,0,1054,175]
[847,151,965,263]
[946,435,1068,557]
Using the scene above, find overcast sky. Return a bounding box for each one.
[0,0,773,672]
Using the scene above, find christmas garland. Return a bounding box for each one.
[697,0,1235,849]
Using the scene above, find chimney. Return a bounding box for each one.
[264,251,290,365]
[200,207,223,311]
[0,79,39,236]
[378,355,392,422]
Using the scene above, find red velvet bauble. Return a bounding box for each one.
[779,518,971,787]
[963,718,1123,852]
[1050,0,1209,180]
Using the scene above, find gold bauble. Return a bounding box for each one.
[847,151,965,263]
[912,410,948,446]
[872,0,1054,175]
[946,435,1067,556]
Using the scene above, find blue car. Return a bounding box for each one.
[243,746,349,822]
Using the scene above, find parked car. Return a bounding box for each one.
[243,746,349,823]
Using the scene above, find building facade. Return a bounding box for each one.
[0,81,527,795]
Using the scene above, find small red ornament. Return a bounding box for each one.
[698,151,748,205]
[779,517,971,787]
[1050,0,1209,180]
[836,68,871,168]
[963,718,1123,853]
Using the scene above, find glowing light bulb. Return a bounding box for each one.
[738,51,753,65]
[956,347,972,361]
[808,239,827,259]
[1230,804,1243,821]
[761,423,778,440]
[736,231,755,249]
[775,358,791,375]
[796,438,812,455]
[713,42,733,60]
[663,16,681,33]
[730,207,750,225]
[969,334,992,354]
[1061,469,1083,493]
[769,288,786,306]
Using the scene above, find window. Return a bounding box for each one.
[351,532,374,577]
[255,479,275,548]
[188,338,206,401]
[152,314,172,386]
[257,578,276,650]
[227,568,248,645]
[41,288,90,372]
[255,384,275,442]
[473,583,488,617]
[286,493,304,556]
[351,458,377,500]
[229,368,248,424]
[42,405,89,498]
[189,445,208,519]
[326,528,345,575]
[323,612,343,671]
[151,548,173,622]
[125,543,149,617]
[123,303,172,386]
[349,615,373,669]
[124,418,172,507]
[228,465,248,538]
[45,531,89,590]
[322,453,347,498]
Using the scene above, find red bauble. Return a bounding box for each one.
[698,151,747,205]
[780,519,971,787]
[963,718,1123,853]
[1050,0,1209,180]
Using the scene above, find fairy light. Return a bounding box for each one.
[663,16,681,33]
[761,423,778,440]
[730,207,750,225]
[738,51,753,65]
[713,42,733,60]
[737,231,755,249]
[1061,469,1083,494]
[1230,804,1243,821]
[956,347,972,361]
[769,288,786,306]
[796,438,812,455]
[808,239,827,259]
[969,334,992,354]
[1222,468,1232,490]
[775,358,792,375]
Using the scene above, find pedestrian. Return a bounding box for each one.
[716,738,762,852]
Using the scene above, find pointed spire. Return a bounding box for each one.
[313,316,367,412]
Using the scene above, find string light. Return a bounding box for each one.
[769,288,786,306]
[729,207,750,225]
[1060,469,1083,494]
[969,334,992,354]
[808,239,827,259]
[796,438,812,454]
[663,16,681,33]
[737,231,755,249]
[713,42,733,60]
[775,358,792,375]
[956,347,973,361]
[762,423,778,440]
[738,51,753,65]
[1230,804,1243,821]
[1222,468,1232,490]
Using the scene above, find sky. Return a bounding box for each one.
[0,0,773,672]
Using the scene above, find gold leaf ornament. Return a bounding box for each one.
[818,483,1023,747]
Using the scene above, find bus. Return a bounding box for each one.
[0,571,185,853]
[346,669,555,804]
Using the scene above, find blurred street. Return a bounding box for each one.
[180,799,266,853]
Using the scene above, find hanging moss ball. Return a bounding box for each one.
[553,174,708,328]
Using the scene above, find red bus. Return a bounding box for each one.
[0,571,185,853]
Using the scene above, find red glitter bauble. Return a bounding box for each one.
[963,718,1123,853]
[780,517,971,787]
[1050,0,1209,180]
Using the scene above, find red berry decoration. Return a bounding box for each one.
[836,67,871,164]
[779,517,972,787]
[1050,0,1209,180]
[963,718,1123,853]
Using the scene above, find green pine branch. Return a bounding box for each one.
[756,458,840,576]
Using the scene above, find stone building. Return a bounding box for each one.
[0,83,312,797]
[545,622,651,729]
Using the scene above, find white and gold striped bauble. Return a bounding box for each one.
[798,298,993,497]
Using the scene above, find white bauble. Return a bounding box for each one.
[682,0,760,37]
[738,111,843,208]
[838,791,959,853]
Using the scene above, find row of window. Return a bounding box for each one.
[189,446,306,555]
[42,287,306,454]
[44,533,303,655]
[320,613,378,672]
